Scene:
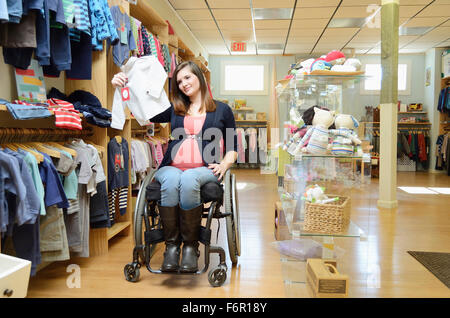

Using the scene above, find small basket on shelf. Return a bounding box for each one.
[303,195,351,234]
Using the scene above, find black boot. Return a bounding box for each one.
[179,205,203,273]
[158,205,181,272]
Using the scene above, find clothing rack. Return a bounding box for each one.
[0,127,93,143]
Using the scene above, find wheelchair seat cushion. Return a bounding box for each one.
[145,180,223,204]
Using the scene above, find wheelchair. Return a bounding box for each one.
[124,169,241,287]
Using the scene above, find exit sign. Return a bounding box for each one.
[231,42,247,52]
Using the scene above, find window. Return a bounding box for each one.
[220,61,269,95]
[362,62,411,95]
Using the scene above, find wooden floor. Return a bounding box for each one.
[26,169,450,298]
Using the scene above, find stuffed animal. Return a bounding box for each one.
[328,114,362,156]
[310,59,332,72]
[331,58,362,72]
[283,108,306,154]
[325,50,346,65]
[302,185,339,204]
[293,107,335,155]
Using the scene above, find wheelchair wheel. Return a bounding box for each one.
[124,263,140,282]
[224,170,241,265]
[208,266,227,287]
[134,170,159,261]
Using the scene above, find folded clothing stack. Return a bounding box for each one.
[48,88,112,128]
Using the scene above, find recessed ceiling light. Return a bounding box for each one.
[253,8,293,20]
[328,17,367,28]
[399,26,434,36]
[258,43,284,50]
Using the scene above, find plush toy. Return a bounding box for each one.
[328,114,362,156]
[310,59,332,72]
[302,185,338,204]
[293,107,335,155]
[325,50,346,65]
[331,58,362,72]
[283,108,306,153]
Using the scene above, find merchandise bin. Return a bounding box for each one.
[0,253,32,298]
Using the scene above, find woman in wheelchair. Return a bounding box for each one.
[112,61,237,273]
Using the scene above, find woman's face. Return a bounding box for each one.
[177,67,200,98]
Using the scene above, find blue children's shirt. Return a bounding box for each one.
[110,5,136,66]
[38,152,69,209]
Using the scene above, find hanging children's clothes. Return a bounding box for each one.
[109,5,136,66]
[107,137,129,225]
[111,55,171,129]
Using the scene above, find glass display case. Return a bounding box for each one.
[274,73,379,297]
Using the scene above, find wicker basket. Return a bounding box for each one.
[304,195,351,233]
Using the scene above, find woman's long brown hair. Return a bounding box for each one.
[171,61,216,116]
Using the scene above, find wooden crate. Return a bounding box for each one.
[306,259,348,298]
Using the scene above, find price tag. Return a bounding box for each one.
[121,87,130,101]
[120,29,128,45]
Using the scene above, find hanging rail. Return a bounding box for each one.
[0,127,93,143]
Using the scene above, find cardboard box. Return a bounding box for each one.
[306,259,348,298]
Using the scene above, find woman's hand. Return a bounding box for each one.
[111,72,128,88]
[208,162,231,181]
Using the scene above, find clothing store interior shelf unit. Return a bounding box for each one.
[439,76,450,135]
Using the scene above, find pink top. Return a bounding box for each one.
[171,114,206,171]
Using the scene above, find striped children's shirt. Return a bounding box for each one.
[47,98,83,130]
[72,0,91,35]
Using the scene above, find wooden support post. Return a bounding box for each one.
[378,0,399,209]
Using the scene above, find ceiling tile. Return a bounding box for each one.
[399,48,427,53]
[218,20,253,29]
[169,0,207,9]
[416,4,450,17]
[442,20,450,27]
[297,0,340,7]
[177,9,211,20]
[335,6,379,18]
[257,37,286,44]
[253,0,295,8]
[203,44,231,55]
[254,19,291,29]
[402,17,449,27]
[255,29,289,37]
[288,36,321,44]
[185,20,217,30]
[207,0,250,9]
[191,29,222,39]
[322,27,359,37]
[291,18,329,29]
[400,6,428,18]
[399,35,421,46]
[342,0,381,5]
[289,28,323,38]
[221,29,254,38]
[212,9,252,20]
[294,7,337,19]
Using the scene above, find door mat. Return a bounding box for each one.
[407,251,450,289]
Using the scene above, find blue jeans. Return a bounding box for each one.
[154,166,219,210]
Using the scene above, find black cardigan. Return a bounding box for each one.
[150,100,238,169]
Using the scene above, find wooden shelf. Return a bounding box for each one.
[0,104,84,118]
[361,122,431,125]
[236,120,267,123]
[107,221,131,240]
[398,112,427,114]
[233,107,254,111]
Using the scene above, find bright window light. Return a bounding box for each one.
[224,65,265,91]
[398,187,438,194]
[427,188,450,195]
[364,64,408,91]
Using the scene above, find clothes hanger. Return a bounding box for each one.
[114,135,122,143]
[16,143,44,163]
[118,5,125,14]
[29,142,61,158]
[47,141,78,157]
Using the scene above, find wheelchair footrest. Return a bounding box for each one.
[145,229,165,245]
[199,226,211,245]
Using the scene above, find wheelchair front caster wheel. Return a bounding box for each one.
[208,266,227,287]
[124,263,140,282]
